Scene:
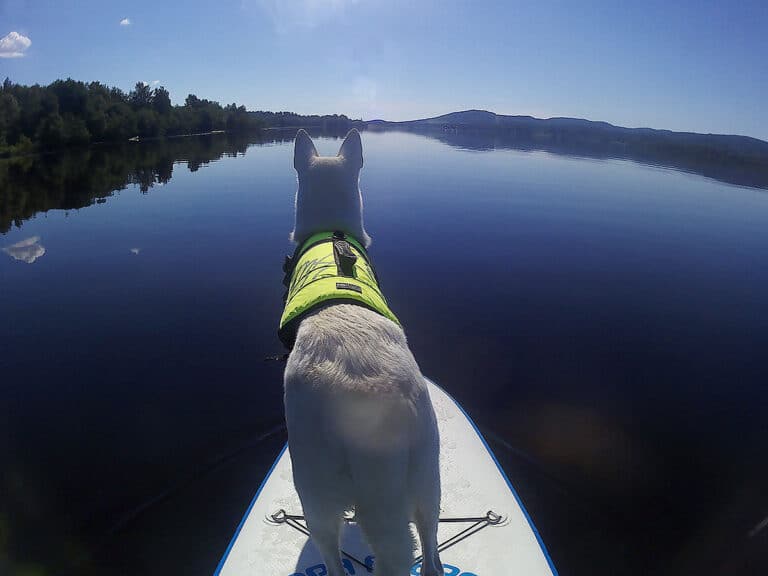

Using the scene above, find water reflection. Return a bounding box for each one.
[3,127,768,238]
[372,126,768,190]
[2,128,768,576]
[3,235,45,263]
[2,128,767,238]
[0,130,303,235]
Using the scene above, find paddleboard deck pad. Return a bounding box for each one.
[214,379,557,576]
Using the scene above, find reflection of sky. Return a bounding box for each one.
[3,236,46,263]
[0,133,767,576]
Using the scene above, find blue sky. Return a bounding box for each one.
[1,0,767,139]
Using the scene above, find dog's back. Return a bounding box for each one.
[284,131,442,576]
[285,304,440,575]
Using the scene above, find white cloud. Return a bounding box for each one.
[3,236,45,264]
[151,80,160,86]
[0,31,31,58]
[120,18,131,26]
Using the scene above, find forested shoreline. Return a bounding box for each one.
[0,78,264,157]
[0,78,366,158]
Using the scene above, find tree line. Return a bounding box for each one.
[249,110,363,131]
[0,78,262,157]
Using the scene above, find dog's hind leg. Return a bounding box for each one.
[302,504,346,576]
[414,500,442,576]
[412,391,442,576]
[354,494,413,576]
[348,443,414,575]
[286,386,349,576]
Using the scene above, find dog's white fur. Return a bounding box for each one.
[284,129,442,576]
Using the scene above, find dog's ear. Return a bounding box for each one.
[294,129,318,172]
[338,129,363,171]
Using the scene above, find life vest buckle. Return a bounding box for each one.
[333,238,358,277]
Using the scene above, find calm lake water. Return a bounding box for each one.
[2,130,767,575]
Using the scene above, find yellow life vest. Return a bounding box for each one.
[278,231,401,348]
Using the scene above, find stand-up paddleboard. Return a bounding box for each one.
[214,378,558,575]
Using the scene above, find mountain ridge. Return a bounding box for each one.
[367,109,768,151]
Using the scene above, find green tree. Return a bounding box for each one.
[105,103,137,140]
[36,113,66,148]
[17,86,44,137]
[153,87,172,115]
[185,94,200,108]
[1,78,262,155]
[41,91,59,116]
[136,108,161,138]
[85,93,108,141]
[63,115,91,145]
[0,93,21,143]
[129,82,153,109]
[51,79,89,116]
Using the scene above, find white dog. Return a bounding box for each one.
[283,129,442,576]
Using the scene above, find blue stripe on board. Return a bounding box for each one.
[213,443,289,576]
[430,378,560,576]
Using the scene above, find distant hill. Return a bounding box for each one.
[367,110,768,189]
[369,109,768,158]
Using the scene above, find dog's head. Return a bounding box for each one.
[291,129,370,246]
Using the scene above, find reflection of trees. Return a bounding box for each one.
[0,133,263,233]
[373,126,768,190]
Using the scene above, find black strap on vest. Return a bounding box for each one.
[331,231,358,277]
[282,230,367,297]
